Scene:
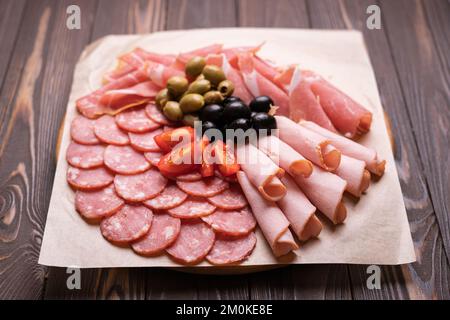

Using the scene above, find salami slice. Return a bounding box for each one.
[207,184,248,210]
[176,171,202,182]
[115,107,160,133]
[70,115,99,145]
[143,184,188,210]
[100,204,153,243]
[67,165,114,190]
[145,103,174,126]
[94,114,130,145]
[166,220,215,264]
[202,207,256,236]
[114,168,168,202]
[206,232,257,265]
[75,185,124,220]
[129,127,163,152]
[215,170,238,183]
[66,142,105,169]
[176,177,229,197]
[132,213,181,255]
[168,197,216,219]
[144,150,163,166]
[104,145,150,174]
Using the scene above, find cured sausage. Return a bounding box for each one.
[75,185,124,220]
[67,165,114,190]
[168,197,216,219]
[206,184,247,210]
[176,171,202,182]
[145,103,174,126]
[176,177,229,197]
[206,232,257,265]
[94,114,130,145]
[144,150,163,166]
[114,168,168,202]
[202,207,256,236]
[70,115,99,145]
[104,145,150,174]
[66,142,105,169]
[128,127,163,152]
[115,107,160,133]
[143,184,188,210]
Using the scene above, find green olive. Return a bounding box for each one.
[196,74,205,81]
[217,80,234,98]
[203,90,224,105]
[163,101,183,121]
[186,79,211,95]
[182,114,200,127]
[185,56,206,78]
[155,88,170,109]
[179,93,205,113]
[202,65,226,86]
[167,76,189,97]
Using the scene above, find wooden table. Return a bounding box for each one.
[0,0,448,300]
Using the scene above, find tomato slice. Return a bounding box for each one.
[157,142,197,177]
[154,126,194,153]
[213,140,240,176]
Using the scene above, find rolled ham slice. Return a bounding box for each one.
[257,135,313,178]
[237,171,298,257]
[276,116,341,171]
[300,120,385,176]
[277,175,322,241]
[335,155,371,197]
[236,143,286,201]
[291,164,347,224]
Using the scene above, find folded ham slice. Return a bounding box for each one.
[236,143,286,201]
[103,64,137,84]
[119,47,176,67]
[275,116,341,171]
[300,120,385,176]
[257,135,313,178]
[335,155,371,197]
[291,164,347,224]
[237,171,298,257]
[177,43,223,65]
[222,43,263,68]
[277,175,322,241]
[99,81,159,109]
[146,61,184,87]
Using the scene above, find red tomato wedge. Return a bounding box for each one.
[157,142,197,177]
[154,126,194,153]
[213,140,240,176]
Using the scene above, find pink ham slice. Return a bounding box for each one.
[206,232,257,265]
[99,81,159,109]
[100,204,153,244]
[103,64,137,83]
[277,175,322,241]
[202,207,256,236]
[131,213,181,256]
[251,55,281,85]
[299,120,385,176]
[119,47,176,67]
[144,150,163,166]
[104,145,150,174]
[94,114,130,145]
[75,185,124,220]
[70,116,100,145]
[258,135,313,178]
[115,107,161,133]
[222,43,263,68]
[177,43,223,65]
[334,155,370,197]
[146,60,185,87]
[67,165,114,190]
[143,184,188,210]
[166,219,215,264]
[237,171,298,257]
[176,177,229,197]
[66,142,105,169]
[167,197,216,219]
[145,103,175,126]
[292,164,347,224]
[114,168,168,202]
[276,116,341,171]
[206,184,248,210]
[128,127,163,152]
[236,143,286,201]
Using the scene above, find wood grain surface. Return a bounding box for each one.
[0,0,448,300]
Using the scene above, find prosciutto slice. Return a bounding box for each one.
[277,175,322,241]
[276,116,341,171]
[103,64,137,84]
[236,143,286,202]
[237,171,298,257]
[222,43,263,68]
[177,43,223,65]
[146,60,184,87]
[300,120,385,176]
[119,47,176,67]
[99,81,159,109]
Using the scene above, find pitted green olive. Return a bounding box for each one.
[203,90,224,105]
[179,93,205,113]
[202,65,226,86]
[163,101,183,121]
[155,88,170,109]
[186,79,211,95]
[217,80,235,97]
[185,56,206,78]
[182,114,200,127]
[167,76,189,97]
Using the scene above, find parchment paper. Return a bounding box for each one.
[38,28,416,268]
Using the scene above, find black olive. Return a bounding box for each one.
[202,121,221,141]
[222,101,251,123]
[251,112,277,133]
[223,96,241,106]
[249,96,274,113]
[251,111,258,119]
[226,118,251,131]
[200,104,223,124]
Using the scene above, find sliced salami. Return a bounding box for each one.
[166,220,215,264]
[207,184,247,210]
[104,145,150,174]
[145,103,174,126]
[176,171,202,182]
[66,142,105,169]
[168,197,216,219]
[215,170,238,183]
[176,177,229,197]
[70,115,99,145]
[115,107,160,133]
[75,185,124,220]
[67,165,114,190]
[143,184,188,210]
[132,213,181,255]
[144,150,163,166]
[202,207,256,236]
[206,232,257,265]
[94,114,130,145]
[100,204,153,243]
[114,168,168,202]
[129,127,163,152]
